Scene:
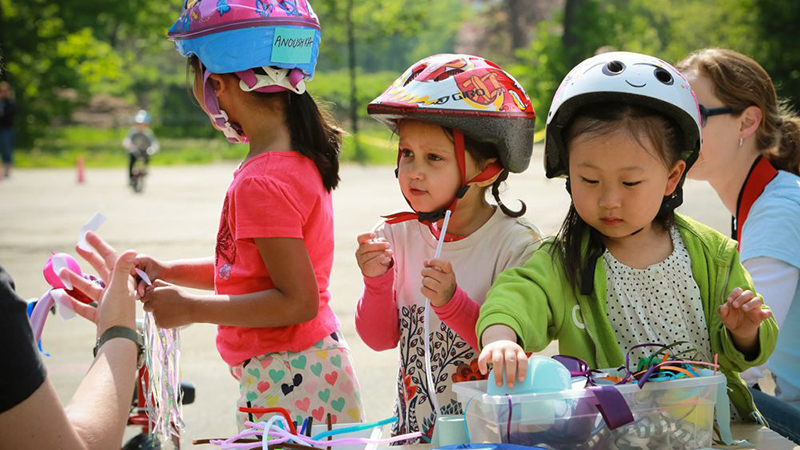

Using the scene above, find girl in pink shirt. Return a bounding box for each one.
[354,54,543,441]
[135,0,364,430]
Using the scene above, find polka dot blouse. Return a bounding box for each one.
[603,226,712,365]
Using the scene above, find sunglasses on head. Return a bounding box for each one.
[698,104,734,128]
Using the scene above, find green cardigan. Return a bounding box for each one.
[477,213,778,420]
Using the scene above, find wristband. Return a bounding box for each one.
[93,325,144,369]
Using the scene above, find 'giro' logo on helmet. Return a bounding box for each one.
[459,73,503,106]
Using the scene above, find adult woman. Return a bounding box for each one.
[0,233,142,449]
[678,48,800,443]
[0,81,14,178]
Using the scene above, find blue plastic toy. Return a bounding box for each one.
[487,356,572,396]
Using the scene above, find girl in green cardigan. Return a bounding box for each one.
[476,51,778,421]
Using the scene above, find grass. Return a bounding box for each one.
[15,125,399,168]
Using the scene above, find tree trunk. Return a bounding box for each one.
[505,0,527,57]
[562,0,588,67]
[346,0,364,162]
[0,1,8,74]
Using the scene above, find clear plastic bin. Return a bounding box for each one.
[452,371,725,450]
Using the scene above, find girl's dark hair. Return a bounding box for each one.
[552,102,683,292]
[276,89,342,191]
[443,128,526,218]
[189,56,342,191]
[677,48,800,175]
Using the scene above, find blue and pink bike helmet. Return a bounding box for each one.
[168,0,321,143]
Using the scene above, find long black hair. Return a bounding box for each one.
[552,102,684,292]
[278,89,342,191]
[189,57,342,191]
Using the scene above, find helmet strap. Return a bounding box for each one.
[203,68,247,143]
[236,67,306,95]
[384,129,502,226]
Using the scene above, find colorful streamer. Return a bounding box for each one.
[205,417,421,450]
[143,311,184,443]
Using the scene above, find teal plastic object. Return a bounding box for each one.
[487,356,572,396]
[430,415,468,447]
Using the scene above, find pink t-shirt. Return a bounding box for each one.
[214,151,339,366]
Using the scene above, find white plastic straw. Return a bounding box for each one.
[433,210,452,259]
[424,209,452,417]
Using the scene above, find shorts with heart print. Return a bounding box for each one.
[230,330,365,431]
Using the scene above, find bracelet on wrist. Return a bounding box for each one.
[93,325,144,369]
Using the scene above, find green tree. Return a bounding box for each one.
[511,0,762,131]
[753,0,800,107]
[312,0,462,161]
[0,0,174,146]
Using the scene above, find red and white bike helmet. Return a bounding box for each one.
[368,53,536,224]
[544,51,702,183]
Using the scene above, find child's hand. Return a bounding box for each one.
[420,259,456,307]
[478,340,528,388]
[140,281,195,329]
[355,232,393,278]
[719,287,772,352]
[134,254,168,298]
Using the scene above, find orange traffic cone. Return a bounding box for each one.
[77,155,85,184]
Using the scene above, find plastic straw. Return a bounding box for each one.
[309,416,396,441]
[422,209,451,419]
[211,421,422,450]
[433,210,452,259]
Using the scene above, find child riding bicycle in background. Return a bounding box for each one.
[123,109,159,186]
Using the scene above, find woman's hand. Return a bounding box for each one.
[57,231,120,324]
[140,281,196,329]
[95,250,139,337]
[420,259,456,307]
[355,233,393,278]
[719,287,772,356]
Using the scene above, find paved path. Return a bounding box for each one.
[0,149,731,446]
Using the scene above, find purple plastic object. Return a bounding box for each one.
[587,386,634,430]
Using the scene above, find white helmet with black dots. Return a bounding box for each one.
[544,51,702,179]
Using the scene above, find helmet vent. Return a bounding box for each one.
[603,61,625,76]
[434,68,465,81]
[404,66,427,86]
[654,67,674,85]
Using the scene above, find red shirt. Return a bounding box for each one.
[214,151,339,366]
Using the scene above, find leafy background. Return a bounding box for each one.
[1,0,798,165]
